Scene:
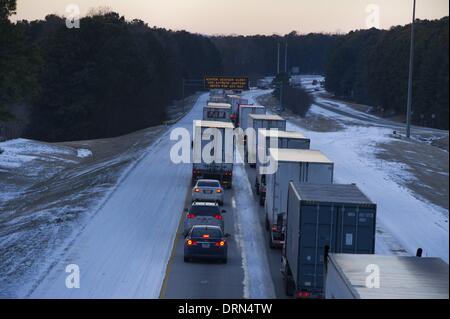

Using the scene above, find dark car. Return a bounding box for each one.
[184,225,229,263]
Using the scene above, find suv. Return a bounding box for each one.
[184,225,229,263]
[184,201,226,235]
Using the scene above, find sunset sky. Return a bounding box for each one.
[12,0,449,35]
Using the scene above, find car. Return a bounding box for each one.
[184,225,229,263]
[192,179,224,205]
[184,201,226,235]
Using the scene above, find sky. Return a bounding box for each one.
[12,0,449,35]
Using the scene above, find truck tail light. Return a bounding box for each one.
[187,213,196,219]
[295,291,311,299]
[214,214,223,220]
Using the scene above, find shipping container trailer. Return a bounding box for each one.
[265,148,333,248]
[237,105,265,130]
[203,103,232,122]
[192,120,235,188]
[282,182,377,299]
[247,114,286,167]
[255,130,311,206]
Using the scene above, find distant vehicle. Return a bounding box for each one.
[238,105,265,130]
[192,120,235,188]
[282,182,376,299]
[184,201,226,235]
[247,114,286,167]
[203,102,232,122]
[192,179,224,205]
[184,225,229,263]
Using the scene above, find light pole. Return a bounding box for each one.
[406,0,416,138]
[277,42,280,75]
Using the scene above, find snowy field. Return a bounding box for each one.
[246,79,449,263]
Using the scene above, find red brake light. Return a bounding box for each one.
[194,188,200,193]
[202,234,210,239]
[295,291,311,298]
[214,214,223,220]
[216,240,226,247]
[187,213,196,219]
[216,189,222,193]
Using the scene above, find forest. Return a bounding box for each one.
[0,0,448,142]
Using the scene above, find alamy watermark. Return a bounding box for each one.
[65,4,81,29]
[170,124,280,175]
[65,264,80,289]
[365,4,381,29]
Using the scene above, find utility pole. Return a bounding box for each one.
[284,41,288,73]
[406,0,416,138]
[277,42,280,75]
[182,78,185,113]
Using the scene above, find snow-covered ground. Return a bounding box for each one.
[232,153,276,299]
[26,96,207,298]
[244,83,449,263]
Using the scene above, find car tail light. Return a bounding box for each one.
[194,188,200,193]
[216,240,226,247]
[216,189,222,193]
[214,214,223,220]
[295,291,311,299]
[187,213,196,219]
[186,239,197,246]
[202,234,210,239]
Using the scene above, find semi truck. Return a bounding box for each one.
[227,95,249,126]
[192,120,235,188]
[282,182,377,299]
[238,105,265,130]
[203,102,232,122]
[324,253,449,299]
[247,114,286,167]
[255,130,311,206]
[265,149,333,248]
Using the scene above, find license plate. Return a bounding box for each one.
[202,243,210,248]
[204,190,212,194]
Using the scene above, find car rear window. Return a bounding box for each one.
[197,181,220,187]
[190,205,220,216]
[191,227,223,238]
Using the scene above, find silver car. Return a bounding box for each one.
[183,202,226,235]
[192,179,224,205]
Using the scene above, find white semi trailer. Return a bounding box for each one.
[192,120,235,188]
[238,105,265,130]
[203,102,232,122]
[247,114,286,167]
[255,130,311,206]
[324,253,449,299]
[265,148,333,248]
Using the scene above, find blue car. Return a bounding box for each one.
[184,225,229,263]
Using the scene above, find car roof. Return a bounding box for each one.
[191,225,222,230]
[196,179,221,184]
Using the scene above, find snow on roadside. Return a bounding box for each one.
[76,149,93,158]
[285,121,449,262]
[0,138,72,169]
[232,159,276,299]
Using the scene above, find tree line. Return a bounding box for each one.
[325,17,449,129]
[0,0,448,141]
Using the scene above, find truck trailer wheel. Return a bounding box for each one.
[283,264,295,296]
